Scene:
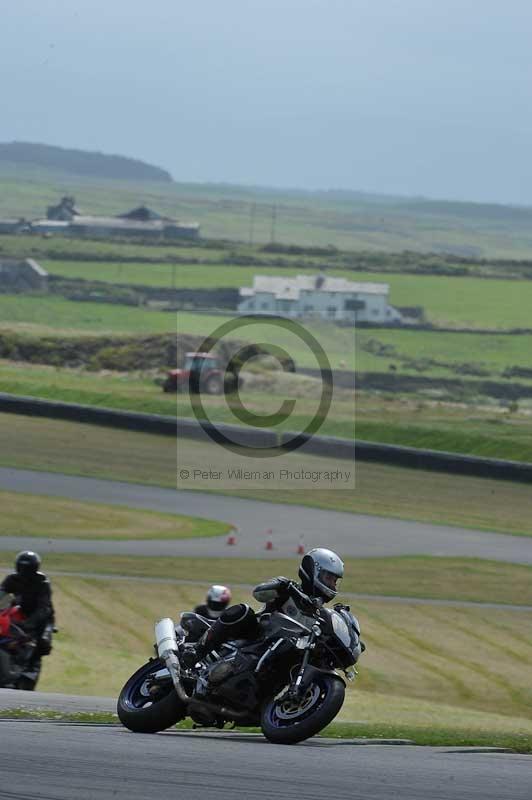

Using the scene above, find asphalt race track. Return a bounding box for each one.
[0,719,530,800]
[1,466,532,563]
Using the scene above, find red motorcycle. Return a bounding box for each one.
[0,592,38,690]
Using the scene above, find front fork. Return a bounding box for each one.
[288,626,319,699]
[288,625,355,699]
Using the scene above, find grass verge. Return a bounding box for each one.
[0,490,228,540]
[0,552,531,607]
[0,709,530,752]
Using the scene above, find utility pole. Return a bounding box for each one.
[248,201,256,247]
[270,203,277,244]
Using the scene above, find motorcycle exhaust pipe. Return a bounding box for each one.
[154,618,189,704]
[187,697,254,723]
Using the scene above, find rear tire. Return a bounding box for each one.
[117,658,186,733]
[261,674,345,745]
[15,676,36,691]
[0,650,13,687]
[203,375,222,395]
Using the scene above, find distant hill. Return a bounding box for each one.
[0,141,173,183]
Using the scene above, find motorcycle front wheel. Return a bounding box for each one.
[0,650,13,687]
[117,658,186,733]
[261,673,345,744]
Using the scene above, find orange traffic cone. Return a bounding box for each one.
[265,529,273,550]
[297,536,305,555]
[227,525,237,546]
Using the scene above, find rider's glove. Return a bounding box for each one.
[277,577,293,590]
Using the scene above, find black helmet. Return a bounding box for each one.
[298,548,344,601]
[15,550,41,577]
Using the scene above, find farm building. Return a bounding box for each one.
[31,220,70,235]
[0,218,29,234]
[1,198,200,240]
[69,208,200,240]
[0,258,48,291]
[46,195,82,221]
[238,274,402,324]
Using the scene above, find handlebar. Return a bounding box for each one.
[288,582,321,612]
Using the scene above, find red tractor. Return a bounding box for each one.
[163,352,238,395]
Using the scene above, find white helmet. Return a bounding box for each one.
[298,548,344,601]
[206,585,232,617]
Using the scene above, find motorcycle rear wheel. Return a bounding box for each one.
[261,674,345,744]
[117,658,186,733]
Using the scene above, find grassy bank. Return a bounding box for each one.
[0,571,529,749]
[3,360,532,462]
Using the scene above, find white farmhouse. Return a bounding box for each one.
[238,274,402,324]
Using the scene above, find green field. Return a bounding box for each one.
[38,257,526,317]
[4,164,532,257]
[4,294,532,381]
[0,294,175,335]
[39,257,532,329]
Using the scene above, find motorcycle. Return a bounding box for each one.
[117,583,363,744]
[0,591,38,690]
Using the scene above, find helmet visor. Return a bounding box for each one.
[319,569,341,592]
[208,599,228,611]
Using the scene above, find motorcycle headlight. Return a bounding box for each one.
[331,612,351,648]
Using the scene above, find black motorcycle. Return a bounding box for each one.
[117,584,362,744]
[0,591,39,690]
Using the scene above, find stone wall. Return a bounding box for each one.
[0,258,48,291]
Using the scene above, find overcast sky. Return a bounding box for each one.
[2,0,532,204]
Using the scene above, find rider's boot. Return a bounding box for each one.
[181,621,226,668]
[181,603,258,668]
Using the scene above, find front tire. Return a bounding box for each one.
[203,375,223,395]
[117,658,186,733]
[0,650,13,687]
[261,674,345,745]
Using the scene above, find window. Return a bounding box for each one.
[327,306,337,318]
[304,304,314,313]
[261,302,269,310]
[345,298,365,311]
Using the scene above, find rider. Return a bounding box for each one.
[0,551,55,689]
[183,548,345,667]
[194,585,232,621]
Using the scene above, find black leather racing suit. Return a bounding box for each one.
[189,577,312,662]
[193,604,222,621]
[0,571,55,687]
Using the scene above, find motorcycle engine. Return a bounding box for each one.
[208,652,259,708]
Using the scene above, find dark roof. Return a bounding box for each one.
[118,205,165,221]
